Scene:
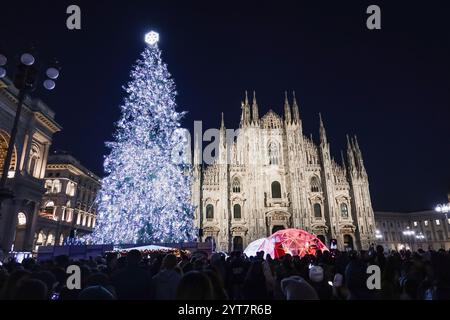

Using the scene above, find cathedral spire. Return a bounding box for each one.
[240,101,244,126]
[251,90,259,124]
[284,91,291,124]
[220,112,225,130]
[194,127,202,166]
[319,113,327,145]
[220,112,226,149]
[240,91,251,127]
[292,91,300,124]
[352,135,366,175]
[346,134,356,173]
[245,91,251,125]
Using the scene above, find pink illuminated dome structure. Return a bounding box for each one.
[251,228,329,259]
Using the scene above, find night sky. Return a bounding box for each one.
[1,1,449,212]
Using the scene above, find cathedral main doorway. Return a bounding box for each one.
[343,234,354,251]
[232,236,243,252]
[271,225,285,234]
[266,211,290,237]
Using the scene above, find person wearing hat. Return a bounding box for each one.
[308,265,332,300]
[281,275,319,300]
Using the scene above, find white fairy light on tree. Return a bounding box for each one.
[87,31,195,244]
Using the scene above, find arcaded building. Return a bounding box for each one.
[35,151,100,249]
[0,77,61,252]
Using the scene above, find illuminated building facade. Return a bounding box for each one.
[192,92,376,252]
[35,151,100,249]
[0,77,61,252]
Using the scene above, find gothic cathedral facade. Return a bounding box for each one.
[192,92,376,252]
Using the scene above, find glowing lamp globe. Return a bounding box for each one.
[20,53,35,66]
[46,67,60,79]
[145,31,159,45]
[43,79,56,90]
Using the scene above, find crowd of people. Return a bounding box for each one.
[0,245,449,300]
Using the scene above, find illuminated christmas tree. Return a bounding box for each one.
[88,31,195,244]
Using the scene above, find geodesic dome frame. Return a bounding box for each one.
[256,228,329,259]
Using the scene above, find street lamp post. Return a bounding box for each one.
[415,232,425,250]
[375,229,383,240]
[0,50,60,204]
[402,227,415,251]
[435,203,450,221]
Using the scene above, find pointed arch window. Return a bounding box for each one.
[268,142,280,165]
[310,176,321,193]
[232,178,241,193]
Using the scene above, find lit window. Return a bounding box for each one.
[448,218,450,225]
[44,180,52,193]
[413,221,418,227]
[52,179,62,193]
[424,220,429,226]
[310,176,321,193]
[268,142,280,165]
[66,181,76,196]
[435,219,440,226]
[17,212,27,226]
[28,144,41,177]
[340,203,349,218]
[46,233,55,246]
